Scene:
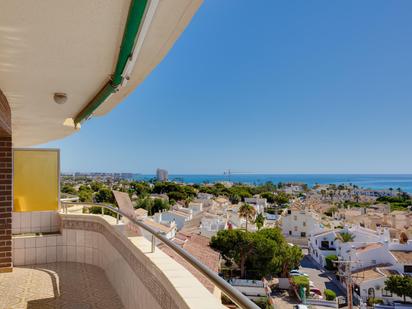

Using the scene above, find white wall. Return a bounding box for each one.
[282,209,320,237]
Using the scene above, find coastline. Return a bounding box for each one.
[132,174,412,193]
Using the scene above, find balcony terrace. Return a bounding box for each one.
[4,203,259,309]
[0,0,258,307]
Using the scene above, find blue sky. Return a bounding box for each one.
[43,1,412,174]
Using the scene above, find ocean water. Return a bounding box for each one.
[133,174,412,193]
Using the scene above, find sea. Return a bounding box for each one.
[132,174,412,193]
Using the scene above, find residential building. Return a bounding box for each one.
[215,196,230,208]
[193,197,217,208]
[281,201,322,238]
[134,208,148,219]
[197,193,214,200]
[244,197,267,214]
[228,279,266,299]
[142,219,177,240]
[200,214,228,238]
[188,201,203,215]
[308,225,412,305]
[153,208,193,230]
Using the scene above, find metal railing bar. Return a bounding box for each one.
[61,202,259,309]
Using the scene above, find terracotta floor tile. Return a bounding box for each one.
[0,262,124,309]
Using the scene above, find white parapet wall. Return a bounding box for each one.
[12,212,224,309]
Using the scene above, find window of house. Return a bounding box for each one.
[368,288,375,298]
[320,240,329,249]
[287,210,291,215]
[404,265,412,273]
[293,215,297,221]
[294,226,298,232]
[303,221,306,227]
[301,232,306,237]
[289,231,292,235]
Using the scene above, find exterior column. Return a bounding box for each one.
[0,90,12,272]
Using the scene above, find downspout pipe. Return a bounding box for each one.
[74,0,148,126]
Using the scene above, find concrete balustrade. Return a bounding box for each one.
[12,212,224,309]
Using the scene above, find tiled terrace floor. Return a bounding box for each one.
[0,262,124,309]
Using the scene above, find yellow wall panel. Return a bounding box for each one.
[13,149,59,212]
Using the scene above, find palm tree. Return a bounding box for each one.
[335,232,355,243]
[254,213,265,230]
[238,203,256,231]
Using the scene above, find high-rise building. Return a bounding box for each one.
[156,168,168,182]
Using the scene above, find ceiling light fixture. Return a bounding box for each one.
[54,93,67,104]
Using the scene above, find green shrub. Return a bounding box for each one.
[324,289,336,301]
[325,255,338,270]
[367,297,383,306]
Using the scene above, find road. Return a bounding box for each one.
[299,252,345,297]
[271,250,351,308]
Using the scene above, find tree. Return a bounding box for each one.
[95,188,114,204]
[135,197,154,214]
[61,184,76,195]
[167,191,186,202]
[210,229,254,278]
[90,181,103,192]
[211,228,303,279]
[248,228,302,278]
[229,194,241,204]
[384,275,412,303]
[254,213,265,230]
[129,181,152,196]
[277,244,304,277]
[152,198,170,215]
[78,185,93,202]
[239,203,256,231]
[273,192,290,206]
[325,255,338,270]
[261,192,276,204]
[335,232,355,243]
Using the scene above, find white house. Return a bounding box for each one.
[142,218,177,240]
[281,202,322,238]
[244,197,267,214]
[153,208,192,230]
[228,279,266,299]
[197,192,214,200]
[188,201,203,215]
[350,241,412,305]
[264,213,281,227]
[214,197,230,208]
[308,225,383,267]
[200,215,227,238]
[308,225,412,305]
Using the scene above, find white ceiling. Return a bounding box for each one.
[0,0,202,146]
